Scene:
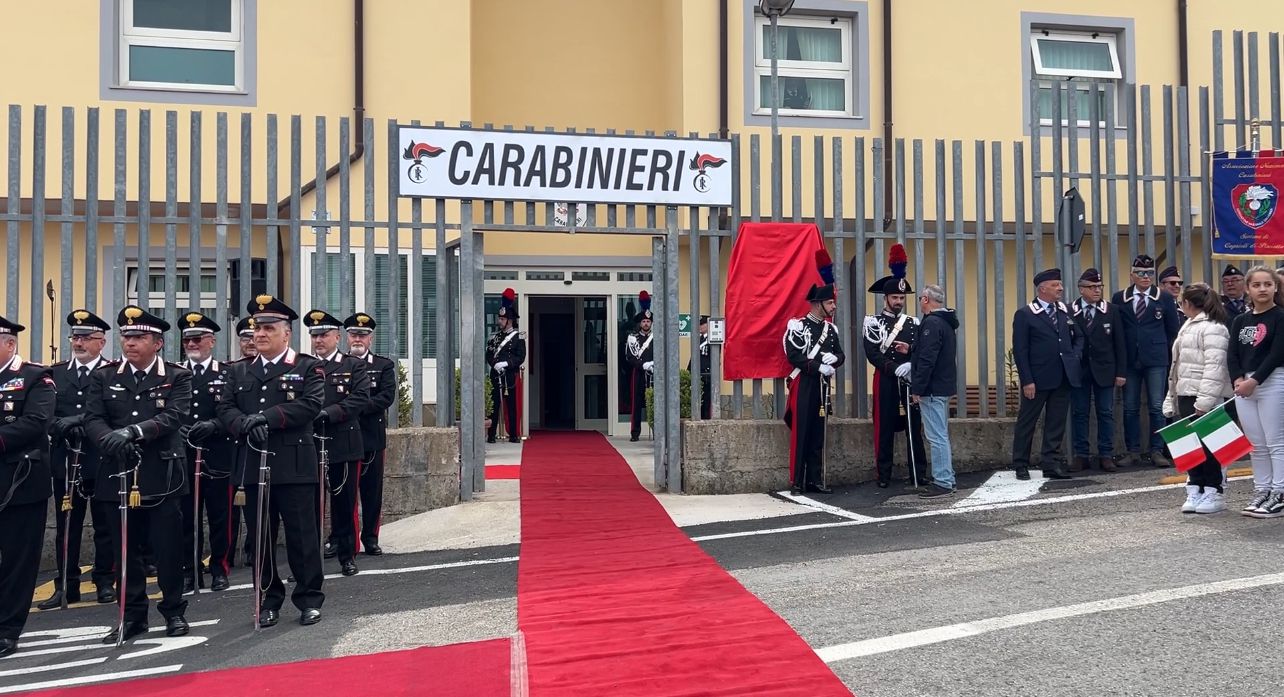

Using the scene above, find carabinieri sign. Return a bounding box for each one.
[396,127,734,207]
[1211,151,1284,257]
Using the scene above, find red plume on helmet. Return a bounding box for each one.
[815,248,834,285]
[888,243,908,280]
[638,290,651,312]
[498,287,518,320]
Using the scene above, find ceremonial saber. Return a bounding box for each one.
[46,281,56,363]
[192,444,205,592]
[904,380,919,489]
[252,440,272,631]
[115,447,141,647]
[317,425,330,559]
[820,373,831,488]
[59,439,83,610]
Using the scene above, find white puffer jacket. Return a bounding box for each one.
[1162,312,1233,417]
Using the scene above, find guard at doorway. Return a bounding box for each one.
[863,244,928,489]
[688,315,712,419]
[783,250,844,495]
[486,289,526,444]
[626,291,655,442]
[344,312,398,556]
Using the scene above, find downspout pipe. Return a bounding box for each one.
[881,0,893,231]
[1177,0,1189,88]
[276,0,366,293]
[719,0,730,139]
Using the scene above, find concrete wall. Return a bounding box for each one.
[41,427,460,572]
[683,417,1048,495]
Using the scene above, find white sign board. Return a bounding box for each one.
[397,127,734,206]
[707,318,725,344]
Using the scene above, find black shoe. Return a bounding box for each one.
[876,480,890,489]
[166,616,189,637]
[144,564,158,578]
[789,485,803,496]
[38,589,76,610]
[341,560,359,576]
[485,437,497,444]
[1014,467,1031,480]
[210,575,230,592]
[919,484,956,499]
[508,437,521,443]
[300,608,322,626]
[183,576,196,594]
[629,435,639,442]
[323,541,337,559]
[1043,467,1072,480]
[97,586,115,604]
[102,621,148,644]
[0,638,16,657]
[807,483,834,494]
[258,609,279,628]
[363,542,383,556]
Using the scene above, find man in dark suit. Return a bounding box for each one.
[689,316,712,420]
[1220,264,1249,328]
[1112,254,1182,468]
[1069,269,1127,473]
[41,309,117,610]
[344,312,397,556]
[0,316,56,657]
[305,310,371,577]
[1011,268,1084,480]
[85,306,193,642]
[217,296,326,628]
[176,311,235,592]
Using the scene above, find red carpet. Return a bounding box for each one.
[486,464,522,480]
[517,431,851,696]
[31,638,511,696]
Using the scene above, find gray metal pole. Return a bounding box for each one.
[460,202,478,502]
[652,237,666,490]
[665,207,682,494]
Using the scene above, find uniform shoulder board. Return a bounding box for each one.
[52,360,71,368]
[787,318,805,332]
[167,361,187,371]
[517,331,527,339]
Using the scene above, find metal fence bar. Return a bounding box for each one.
[338,118,352,320]
[1089,85,1103,275]
[112,110,126,352]
[289,116,302,341]
[136,109,150,320]
[707,206,722,419]
[1126,83,1141,261]
[1250,31,1261,123]
[688,176,702,422]
[1214,32,1226,152]
[188,112,202,354]
[459,199,480,500]
[665,206,681,492]
[1177,86,1194,279]
[1014,142,1027,309]
[1272,33,1282,148]
[5,107,18,319]
[1234,30,1247,148]
[313,116,328,309]
[951,141,966,408]
[86,108,100,316]
[852,137,868,418]
[1162,85,1178,267]
[991,141,1006,417]
[1141,86,1156,255]
[31,106,46,360]
[59,107,75,362]
[912,140,925,283]
[1104,87,1120,287]
[163,110,178,362]
[749,133,762,419]
[410,123,424,428]
[386,119,401,427]
[935,139,950,297]
[1199,87,1215,283]
[1029,81,1044,282]
[652,236,665,484]
[974,140,989,417]
[266,114,278,298]
[215,114,229,351]
[729,133,742,419]
[239,113,253,342]
[435,193,451,427]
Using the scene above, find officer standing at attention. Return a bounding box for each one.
[85,306,193,642]
[783,250,844,495]
[305,310,371,578]
[41,309,117,610]
[217,296,325,628]
[0,316,56,657]
[486,289,526,444]
[1011,270,1084,481]
[344,312,397,556]
[228,315,257,567]
[176,312,235,592]
[626,291,655,442]
[1112,254,1181,468]
[236,316,259,360]
[689,315,712,419]
[863,244,928,489]
[1069,269,1127,473]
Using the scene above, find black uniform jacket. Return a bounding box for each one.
[84,359,193,500]
[0,356,56,507]
[358,353,397,455]
[485,329,527,389]
[311,352,372,464]
[217,348,325,487]
[48,357,116,483]
[862,311,917,377]
[183,358,236,473]
[1070,299,1128,389]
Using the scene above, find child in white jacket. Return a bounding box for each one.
[1162,283,1233,513]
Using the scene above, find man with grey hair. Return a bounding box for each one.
[909,284,959,498]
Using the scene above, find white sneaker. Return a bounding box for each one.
[1195,490,1227,514]
[1243,489,1273,517]
[1181,485,1203,514]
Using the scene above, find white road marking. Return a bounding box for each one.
[776,491,876,521]
[9,620,221,660]
[119,635,208,660]
[198,556,521,594]
[0,657,107,678]
[0,665,183,694]
[692,476,1253,542]
[951,470,1047,508]
[816,571,1284,663]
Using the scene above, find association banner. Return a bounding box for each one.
[1210,151,1284,258]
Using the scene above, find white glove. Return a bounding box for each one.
[495,361,508,372]
[643,361,654,372]
[821,352,838,365]
[818,364,836,377]
[895,363,911,379]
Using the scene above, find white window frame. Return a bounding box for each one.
[1034,80,1114,129]
[1030,30,1122,80]
[752,14,853,118]
[119,0,244,92]
[125,264,225,310]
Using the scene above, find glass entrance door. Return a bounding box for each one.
[575,296,609,432]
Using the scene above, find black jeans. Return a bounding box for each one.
[1178,396,1224,492]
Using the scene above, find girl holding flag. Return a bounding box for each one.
[1228,267,1284,518]
[1162,283,1232,513]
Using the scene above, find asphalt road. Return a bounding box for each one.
[7,464,1284,695]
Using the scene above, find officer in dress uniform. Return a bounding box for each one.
[486,289,526,444]
[782,249,844,495]
[176,312,235,593]
[216,296,325,628]
[84,306,193,642]
[304,310,371,578]
[236,316,259,360]
[1112,254,1181,468]
[1221,264,1248,328]
[228,315,257,567]
[688,315,712,419]
[626,291,655,442]
[862,244,928,489]
[344,312,397,556]
[1069,269,1127,473]
[1011,270,1084,481]
[0,316,56,657]
[40,309,117,610]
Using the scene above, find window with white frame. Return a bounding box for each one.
[307,250,445,360]
[120,0,243,91]
[1030,29,1122,128]
[753,15,853,117]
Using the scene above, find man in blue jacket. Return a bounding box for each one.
[1112,254,1181,468]
[1011,269,1084,480]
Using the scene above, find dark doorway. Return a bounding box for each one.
[537,311,575,429]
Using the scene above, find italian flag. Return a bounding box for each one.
[1192,403,1254,466]
[1158,417,1205,472]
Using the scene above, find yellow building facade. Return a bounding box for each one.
[0,0,1278,434]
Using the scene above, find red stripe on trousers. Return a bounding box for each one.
[872,371,881,461]
[353,460,363,554]
[786,377,800,484]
